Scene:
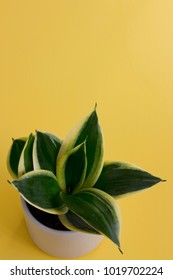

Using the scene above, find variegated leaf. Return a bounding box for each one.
[64,142,87,194]
[59,210,99,234]
[33,131,62,175]
[94,161,164,198]
[56,108,104,191]
[7,137,27,178]
[18,134,34,177]
[11,170,67,214]
[61,188,122,251]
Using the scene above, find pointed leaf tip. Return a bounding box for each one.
[56,108,104,190]
[118,247,123,254]
[7,137,27,178]
[94,161,164,198]
[11,170,67,214]
[33,131,61,174]
[62,189,121,249]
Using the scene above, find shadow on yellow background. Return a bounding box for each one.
[0,0,172,259]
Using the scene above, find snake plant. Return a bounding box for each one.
[7,107,164,253]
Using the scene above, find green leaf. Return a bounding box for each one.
[94,161,164,198]
[59,210,99,234]
[65,142,87,194]
[7,137,27,178]
[11,170,67,214]
[56,108,104,191]
[61,188,121,251]
[33,131,62,175]
[18,134,35,177]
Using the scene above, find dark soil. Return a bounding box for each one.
[26,202,69,231]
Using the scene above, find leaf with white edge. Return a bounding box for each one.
[11,170,67,214]
[18,134,34,177]
[94,161,165,198]
[61,188,122,251]
[65,142,87,194]
[59,210,99,234]
[33,131,62,174]
[56,108,104,191]
[7,137,27,178]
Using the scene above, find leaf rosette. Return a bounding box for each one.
[7,107,165,253]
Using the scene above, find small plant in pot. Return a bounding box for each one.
[7,106,165,258]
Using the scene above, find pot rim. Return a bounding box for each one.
[20,197,86,236]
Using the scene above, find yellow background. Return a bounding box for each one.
[0,0,173,260]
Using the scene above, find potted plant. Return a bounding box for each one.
[7,106,165,258]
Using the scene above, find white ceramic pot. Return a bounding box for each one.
[21,198,103,258]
